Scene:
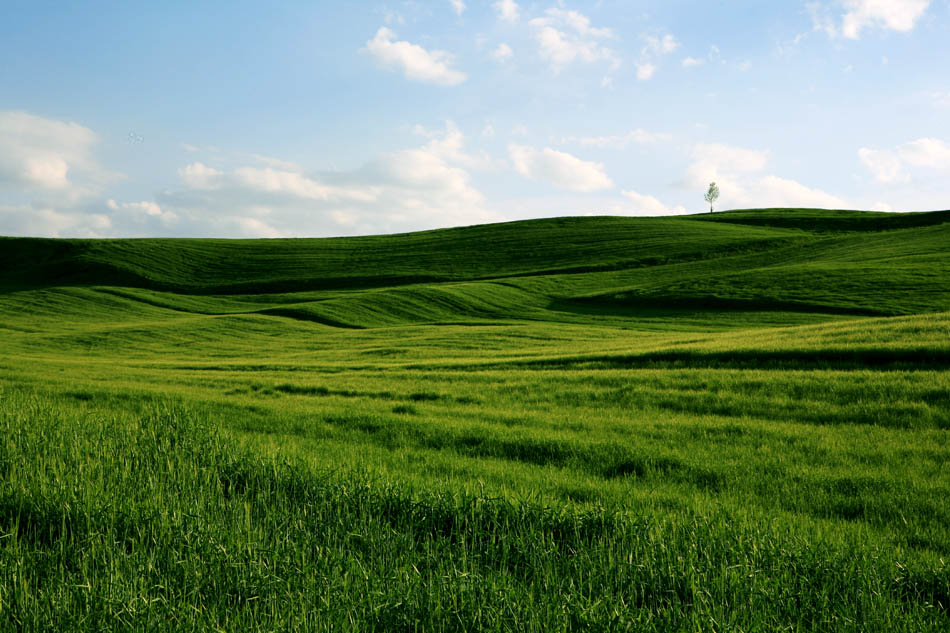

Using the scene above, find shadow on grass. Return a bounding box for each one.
[504,347,950,371]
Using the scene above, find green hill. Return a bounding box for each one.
[3,208,950,632]
[2,208,948,330]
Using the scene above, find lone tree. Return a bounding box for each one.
[704,182,720,213]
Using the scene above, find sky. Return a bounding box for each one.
[1,0,949,238]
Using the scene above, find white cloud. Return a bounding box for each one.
[541,8,613,38]
[0,204,113,238]
[491,43,514,63]
[179,162,224,189]
[681,142,846,210]
[811,0,931,39]
[859,138,950,184]
[561,129,672,149]
[858,148,908,183]
[682,56,705,68]
[644,34,679,55]
[233,167,379,202]
[807,2,839,37]
[508,144,613,192]
[107,199,179,227]
[364,27,467,86]
[751,176,848,208]
[152,128,502,238]
[841,0,930,38]
[450,0,465,16]
[897,138,950,169]
[690,143,769,176]
[529,8,618,73]
[247,153,302,172]
[636,33,678,81]
[493,0,519,22]
[620,190,686,216]
[0,111,111,193]
[636,63,656,80]
[413,120,500,170]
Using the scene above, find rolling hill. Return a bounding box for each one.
[2,208,950,631]
[1,208,948,331]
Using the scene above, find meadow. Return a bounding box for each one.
[0,208,948,631]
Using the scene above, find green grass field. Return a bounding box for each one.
[1,208,949,631]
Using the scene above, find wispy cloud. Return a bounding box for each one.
[636,33,679,81]
[493,0,519,22]
[561,129,672,149]
[529,8,618,73]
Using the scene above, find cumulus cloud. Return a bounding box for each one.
[897,138,950,168]
[841,0,930,38]
[179,162,224,189]
[688,143,770,181]
[450,0,465,16]
[508,144,613,192]
[859,148,910,183]
[620,190,686,216]
[107,199,179,228]
[0,203,114,238]
[682,56,705,68]
[749,176,848,209]
[682,142,847,210]
[859,138,950,184]
[810,0,931,39]
[0,111,113,194]
[493,0,519,22]
[491,43,514,63]
[2,118,506,238]
[0,111,129,237]
[152,125,502,237]
[529,8,618,73]
[364,27,467,86]
[413,120,500,170]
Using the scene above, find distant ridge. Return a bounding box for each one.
[2,208,949,325]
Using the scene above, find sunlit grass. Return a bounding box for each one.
[1,209,948,630]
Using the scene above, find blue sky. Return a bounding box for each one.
[2,0,949,237]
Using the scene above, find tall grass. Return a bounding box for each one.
[1,388,947,632]
[1,209,949,629]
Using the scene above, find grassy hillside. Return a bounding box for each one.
[1,208,949,631]
[2,208,949,327]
